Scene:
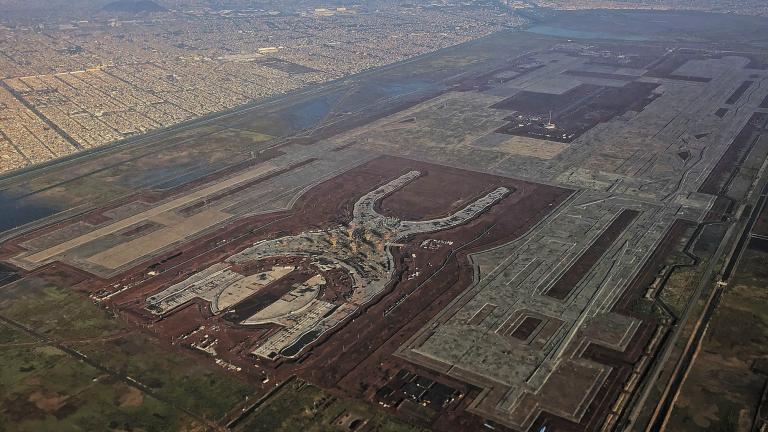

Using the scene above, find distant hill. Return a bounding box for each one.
[103,0,167,13]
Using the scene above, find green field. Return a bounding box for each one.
[234,379,428,432]
[0,276,256,431]
[0,321,203,432]
[668,245,768,431]
[0,276,429,432]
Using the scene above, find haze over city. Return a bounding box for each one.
[0,1,767,432]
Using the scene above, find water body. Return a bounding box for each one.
[281,79,437,133]
[289,98,332,130]
[0,192,59,234]
[376,80,435,98]
[150,169,213,190]
[526,25,651,41]
[281,328,322,357]
[121,163,218,191]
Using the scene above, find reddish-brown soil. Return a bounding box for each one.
[545,209,639,300]
[2,155,574,431]
[0,149,697,431]
[377,167,516,221]
[1,152,696,432]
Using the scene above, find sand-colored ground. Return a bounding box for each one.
[214,266,295,312]
[492,136,568,159]
[20,162,277,265]
[87,208,231,268]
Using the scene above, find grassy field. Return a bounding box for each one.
[0,321,204,432]
[667,245,768,431]
[0,276,256,431]
[234,379,428,432]
[0,276,428,432]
